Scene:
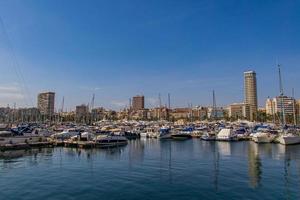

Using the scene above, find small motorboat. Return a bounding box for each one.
[201,131,216,141]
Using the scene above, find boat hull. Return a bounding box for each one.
[171,134,192,140]
[140,133,148,138]
[252,136,273,143]
[278,135,300,145]
[201,136,216,141]
[159,133,172,140]
[95,141,128,148]
[216,137,237,142]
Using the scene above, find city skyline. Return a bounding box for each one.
[0,0,299,110]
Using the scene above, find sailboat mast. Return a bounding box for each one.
[168,93,171,109]
[212,90,217,120]
[292,88,297,126]
[278,65,286,126]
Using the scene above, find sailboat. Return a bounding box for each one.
[276,65,300,145]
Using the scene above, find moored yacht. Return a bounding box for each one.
[140,127,157,138]
[158,127,172,139]
[94,136,128,148]
[274,65,300,145]
[201,131,216,141]
[171,127,193,140]
[277,131,300,145]
[252,131,276,143]
[0,129,47,145]
[216,128,237,141]
[51,128,80,139]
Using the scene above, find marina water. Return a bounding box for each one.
[1,139,300,200]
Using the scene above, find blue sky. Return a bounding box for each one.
[0,0,299,110]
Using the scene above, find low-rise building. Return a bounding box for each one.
[91,107,106,121]
[207,107,225,119]
[130,109,149,120]
[228,103,251,120]
[170,108,191,120]
[192,106,208,121]
[149,107,169,120]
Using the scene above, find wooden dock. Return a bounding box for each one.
[0,139,127,151]
[0,142,52,151]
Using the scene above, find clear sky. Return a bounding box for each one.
[0,0,299,110]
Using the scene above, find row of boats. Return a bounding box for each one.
[140,126,300,145]
[0,121,300,149]
[201,127,300,145]
[0,124,129,148]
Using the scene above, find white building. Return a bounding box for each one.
[265,96,296,115]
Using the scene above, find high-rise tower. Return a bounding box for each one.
[37,92,55,117]
[132,95,145,111]
[244,71,258,121]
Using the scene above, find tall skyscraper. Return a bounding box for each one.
[132,95,145,111]
[244,71,258,120]
[37,92,55,117]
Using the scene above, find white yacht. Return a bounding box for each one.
[140,127,157,138]
[0,129,47,145]
[140,132,148,138]
[51,129,80,139]
[274,65,300,145]
[201,131,216,141]
[216,128,237,141]
[252,131,276,143]
[277,132,300,145]
[69,131,95,141]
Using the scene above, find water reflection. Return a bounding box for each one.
[210,142,220,191]
[284,154,292,200]
[0,148,53,160]
[248,143,262,188]
[159,140,173,183]
[275,144,300,200]
[217,142,231,156]
[0,148,54,170]
[128,139,145,165]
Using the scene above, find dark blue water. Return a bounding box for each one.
[0,139,300,200]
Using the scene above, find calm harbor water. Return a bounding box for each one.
[0,139,300,200]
